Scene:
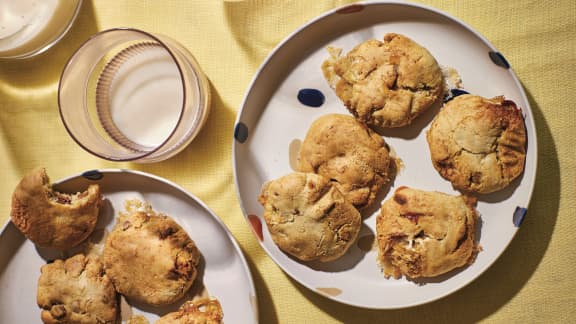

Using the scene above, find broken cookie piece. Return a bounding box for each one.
[156,298,223,324]
[10,167,102,249]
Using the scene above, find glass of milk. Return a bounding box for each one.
[58,28,211,162]
[0,0,83,59]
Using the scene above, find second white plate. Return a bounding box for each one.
[0,169,258,323]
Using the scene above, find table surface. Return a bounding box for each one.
[0,1,574,323]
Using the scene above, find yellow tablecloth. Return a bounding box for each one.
[1,0,573,322]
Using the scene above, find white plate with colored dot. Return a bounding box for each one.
[233,1,536,309]
[0,169,258,323]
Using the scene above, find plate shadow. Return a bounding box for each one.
[242,249,279,324]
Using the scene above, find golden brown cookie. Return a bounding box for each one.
[322,33,444,128]
[376,187,479,279]
[258,172,361,262]
[37,254,117,324]
[103,199,201,306]
[427,95,527,193]
[156,298,223,324]
[297,114,393,210]
[10,167,101,249]
[126,315,149,324]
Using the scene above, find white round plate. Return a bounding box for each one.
[0,169,258,323]
[232,1,537,309]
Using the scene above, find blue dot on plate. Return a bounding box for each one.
[298,88,325,108]
[444,88,470,102]
[513,206,527,227]
[489,51,510,69]
[234,122,249,143]
[82,170,103,181]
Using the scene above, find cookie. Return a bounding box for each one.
[322,33,444,128]
[427,95,527,193]
[10,167,101,249]
[37,254,117,324]
[376,187,479,279]
[103,199,201,305]
[156,298,223,324]
[298,114,393,210]
[258,172,361,262]
[126,315,149,324]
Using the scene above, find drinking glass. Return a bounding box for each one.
[58,28,211,162]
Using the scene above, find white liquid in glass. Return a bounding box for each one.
[0,0,78,57]
[105,46,183,148]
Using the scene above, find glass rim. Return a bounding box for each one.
[58,27,200,162]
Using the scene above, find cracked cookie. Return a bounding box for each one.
[156,298,223,324]
[258,172,361,262]
[376,187,479,279]
[322,33,444,128]
[10,167,102,249]
[103,199,201,305]
[37,254,117,324]
[427,94,527,194]
[298,113,393,210]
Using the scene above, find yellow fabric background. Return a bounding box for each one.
[0,0,574,322]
